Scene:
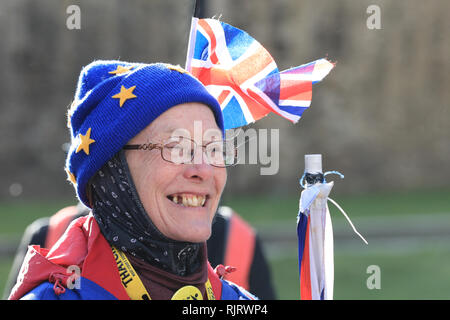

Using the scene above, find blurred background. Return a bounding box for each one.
[0,0,449,299]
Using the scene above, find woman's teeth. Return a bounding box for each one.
[170,194,206,207]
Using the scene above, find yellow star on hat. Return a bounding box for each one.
[167,64,189,74]
[76,127,95,155]
[112,85,137,107]
[67,110,73,129]
[66,168,77,185]
[109,65,134,75]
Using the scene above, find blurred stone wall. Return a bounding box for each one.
[0,0,449,201]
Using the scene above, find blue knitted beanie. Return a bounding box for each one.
[65,60,224,207]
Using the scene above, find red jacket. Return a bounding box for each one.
[9,215,235,300]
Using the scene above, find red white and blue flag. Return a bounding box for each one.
[297,170,367,300]
[185,18,334,129]
[297,182,335,300]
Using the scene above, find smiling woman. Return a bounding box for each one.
[8,60,256,301]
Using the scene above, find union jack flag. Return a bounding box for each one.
[185,18,334,130]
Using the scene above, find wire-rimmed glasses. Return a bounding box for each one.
[123,136,237,168]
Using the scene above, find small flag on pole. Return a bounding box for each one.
[297,154,334,300]
[297,155,368,300]
[185,18,334,130]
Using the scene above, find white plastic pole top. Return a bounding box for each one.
[305,154,322,174]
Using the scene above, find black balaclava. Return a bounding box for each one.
[90,150,203,277]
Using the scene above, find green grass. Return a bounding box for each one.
[0,258,14,299]
[224,187,450,224]
[0,200,74,236]
[270,241,450,300]
[334,240,450,300]
[333,187,450,218]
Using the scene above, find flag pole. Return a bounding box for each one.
[185,0,207,70]
[193,0,207,18]
[304,154,323,185]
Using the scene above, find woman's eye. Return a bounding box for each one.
[164,143,178,149]
[164,141,184,149]
[207,143,223,154]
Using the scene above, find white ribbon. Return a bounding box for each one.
[327,197,368,245]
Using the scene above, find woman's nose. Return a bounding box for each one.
[183,147,214,181]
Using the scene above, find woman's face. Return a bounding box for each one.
[125,102,227,243]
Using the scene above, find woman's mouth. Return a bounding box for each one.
[167,193,208,208]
